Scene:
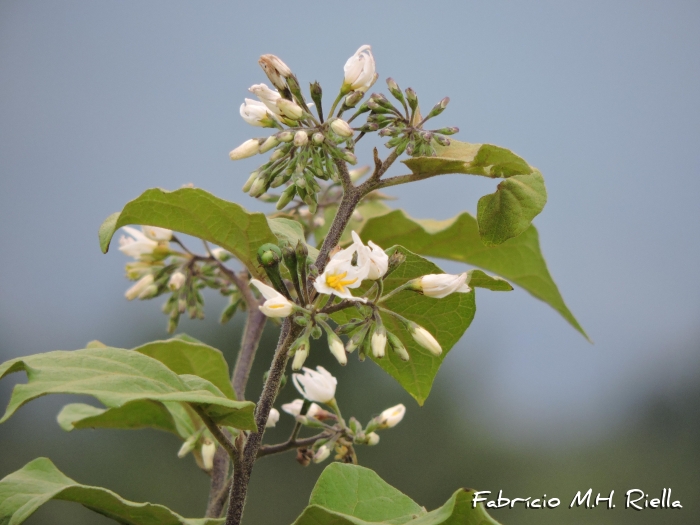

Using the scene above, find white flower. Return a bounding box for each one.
[366,241,388,280]
[168,271,186,291]
[250,279,294,318]
[258,54,293,91]
[142,226,172,242]
[367,432,380,446]
[201,440,216,470]
[343,45,377,93]
[240,98,276,127]
[229,138,261,160]
[410,325,442,356]
[371,327,387,358]
[292,366,337,404]
[210,247,231,261]
[313,231,370,300]
[419,273,471,298]
[118,226,159,258]
[378,404,406,428]
[313,444,331,463]
[276,98,304,120]
[281,399,323,418]
[266,408,280,428]
[125,274,154,301]
[330,118,354,138]
[248,83,282,115]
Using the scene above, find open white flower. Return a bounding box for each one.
[343,45,377,93]
[313,231,370,300]
[240,98,277,127]
[419,273,470,298]
[292,366,337,404]
[250,279,294,317]
[281,399,323,419]
[266,408,280,428]
[118,226,159,258]
[367,241,388,280]
[248,83,282,115]
[378,404,406,428]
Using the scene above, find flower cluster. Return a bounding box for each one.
[270,366,405,464]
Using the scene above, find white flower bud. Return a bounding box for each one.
[342,45,376,94]
[229,138,261,160]
[281,399,323,418]
[266,408,280,428]
[292,366,337,403]
[211,247,231,261]
[313,444,331,463]
[419,273,470,298]
[371,327,387,358]
[177,433,199,458]
[348,166,370,182]
[292,347,309,371]
[137,284,158,300]
[168,271,186,291]
[312,132,325,144]
[330,118,354,138]
[142,226,173,242]
[378,404,406,428]
[248,83,282,115]
[259,135,280,153]
[276,98,304,120]
[258,54,293,91]
[125,274,154,301]
[201,440,216,470]
[367,432,380,446]
[277,130,294,142]
[327,333,347,366]
[119,226,159,259]
[410,324,442,356]
[242,172,258,193]
[293,130,308,147]
[249,176,267,197]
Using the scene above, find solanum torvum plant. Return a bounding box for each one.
[0,45,587,525]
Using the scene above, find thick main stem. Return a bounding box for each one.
[231,308,267,400]
[225,320,302,525]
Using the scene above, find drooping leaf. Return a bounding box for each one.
[358,210,588,340]
[402,140,546,244]
[291,463,500,525]
[466,270,513,292]
[0,458,222,525]
[134,338,236,400]
[333,247,476,404]
[477,170,547,245]
[0,347,256,430]
[98,187,278,279]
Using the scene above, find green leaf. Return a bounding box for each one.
[291,463,500,525]
[403,141,532,179]
[334,247,476,404]
[268,217,319,260]
[0,347,256,430]
[0,457,222,525]
[98,187,278,279]
[466,270,513,292]
[134,338,237,400]
[358,210,588,340]
[477,170,547,245]
[403,141,547,244]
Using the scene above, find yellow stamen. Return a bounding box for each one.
[325,271,358,292]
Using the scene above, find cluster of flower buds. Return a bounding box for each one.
[230,47,379,212]
[118,226,239,332]
[271,366,405,465]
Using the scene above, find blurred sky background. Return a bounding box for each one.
[1,1,699,524]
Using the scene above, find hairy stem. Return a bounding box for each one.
[257,432,330,458]
[231,308,267,400]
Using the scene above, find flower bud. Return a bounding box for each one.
[276,98,304,120]
[249,176,267,197]
[330,118,354,138]
[277,130,294,142]
[378,404,406,428]
[435,127,459,135]
[125,274,154,301]
[415,273,470,298]
[266,408,280,428]
[310,81,323,110]
[168,271,186,291]
[386,77,404,103]
[342,151,357,165]
[259,135,280,153]
[258,54,293,91]
[201,440,216,470]
[344,90,364,108]
[405,87,418,111]
[229,138,261,160]
[371,326,387,359]
[291,347,309,371]
[276,185,297,210]
[426,97,450,119]
[367,432,380,446]
[177,433,200,458]
[433,134,451,147]
[312,132,325,145]
[342,45,376,94]
[386,331,410,361]
[327,331,347,366]
[293,131,309,147]
[242,171,258,193]
[409,323,442,356]
[313,444,331,463]
[269,148,286,162]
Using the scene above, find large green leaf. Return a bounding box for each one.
[134,338,236,400]
[98,187,278,279]
[334,247,476,404]
[0,347,256,430]
[292,463,500,525]
[358,210,588,340]
[0,458,222,525]
[403,141,546,244]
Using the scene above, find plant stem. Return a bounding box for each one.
[231,308,267,400]
[257,432,330,458]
